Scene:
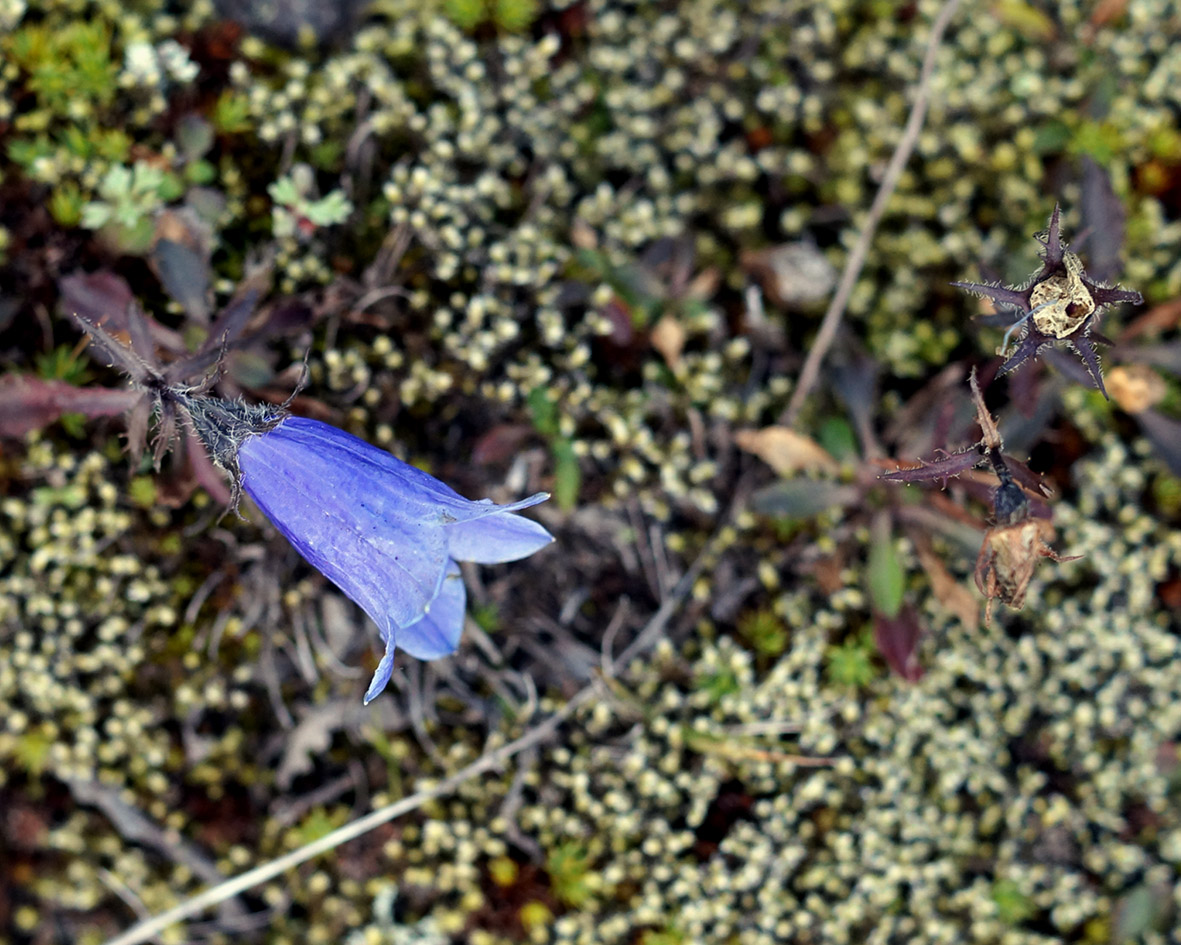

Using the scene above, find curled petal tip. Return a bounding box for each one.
[364,638,399,704]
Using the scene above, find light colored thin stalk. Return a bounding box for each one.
[103,548,711,945]
[781,0,963,427]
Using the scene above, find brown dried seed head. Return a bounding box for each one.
[1028,251,1096,338]
[978,518,1057,609]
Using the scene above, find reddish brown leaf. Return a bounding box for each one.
[58,270,135,328]
[0,375,139,438]
[472,424,534,465]
[1089,0,1129,29]
[1119,298,1181,342]
[878,447,982,485]
[911,531,980,632]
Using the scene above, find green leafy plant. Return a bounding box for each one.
[7,20,118,114]
[211,89,252,134]
[471,601,501,634]
[991,878,1036,925]
[290,807,349,847]
[81,161,178,254]
[49,181,85,226]
[639,926,688,945]
[866,514,905,618]
[269,164,353,239]
[696,665,741,706]
[13,727,54,776]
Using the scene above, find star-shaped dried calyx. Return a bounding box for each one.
[952,204,1143,398]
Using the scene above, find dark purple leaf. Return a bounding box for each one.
[166,264,272,382]
[71,313,158,383]
[59,270,135,328]
[151,239,212,323]
[59,270,185,359]
[0,297,20,333]
[998,333,1050,379]
[1080,157,1126,284]
[830,350,879,454]
[951,280,1031,312]
[1068,336,1109,398]
[1036,203,1066,270]
[1136,408,1181,476]
[873,604,924,681]
[1114,339,1181,376]
[1042,344,1099,389]
[1000,454,1054,499]
[880,447,982,485]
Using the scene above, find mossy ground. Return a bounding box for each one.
[2,1,1181,943]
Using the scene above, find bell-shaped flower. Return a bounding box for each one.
[181,399,553,703]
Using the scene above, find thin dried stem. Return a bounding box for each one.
[102,536,715,945]
[781,0,963,427]
[967,367,1002,450]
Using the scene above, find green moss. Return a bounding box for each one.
[825,630,876,689]
[547,842,596,909]
[212,89,253,134]
[991,879,1036,925]
[7,20,118,114]
[35,345,92,385]
[13,727,54,776]
[737,608,788,658]
[128,476,157,509]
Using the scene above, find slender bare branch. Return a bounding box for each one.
[102,538,714,945]
[781,0,963,426]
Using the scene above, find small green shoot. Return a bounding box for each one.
[529,387,580,510]
[867,516,905,618]
[269,164,353,239]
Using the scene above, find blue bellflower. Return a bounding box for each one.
[181,396,552,703]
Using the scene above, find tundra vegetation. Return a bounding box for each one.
[2,1,1181,944]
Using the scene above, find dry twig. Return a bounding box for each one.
[102,540,713,945]
[781,0,963,426]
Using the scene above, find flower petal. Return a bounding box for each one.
[239,417,452,632]
[447,508,554,563]
[233,415,551,701]
[397,561,467,661]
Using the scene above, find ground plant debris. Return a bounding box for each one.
[2,2,1181,944]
